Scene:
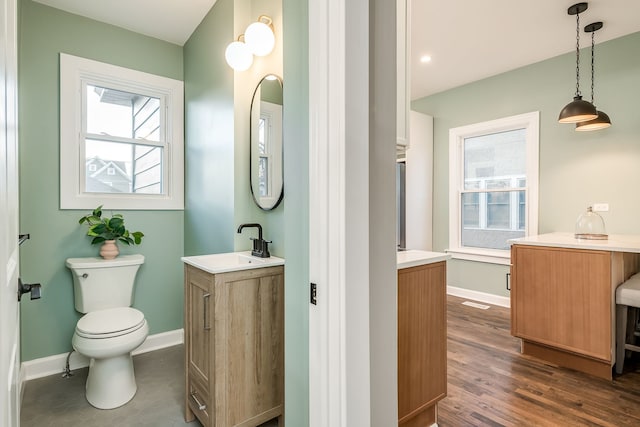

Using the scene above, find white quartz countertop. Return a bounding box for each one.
[397,249,450,269]
[509,232,640,253]
[182,251,285,274]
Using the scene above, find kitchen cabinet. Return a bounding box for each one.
[184,263,284,427]
[510,233,640,379]
[397,252,448,427]
[396,0,410,150]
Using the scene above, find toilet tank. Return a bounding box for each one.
[66,254,145,313]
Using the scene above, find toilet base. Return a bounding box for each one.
[85,354,137,409]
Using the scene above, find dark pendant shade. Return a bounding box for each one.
[575,110,611,131]
[558,96,598,123]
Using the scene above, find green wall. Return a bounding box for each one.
[282,0,310,424]
[183,0,285,258]
[183,0,308,423]
[412,31,640,297]
[183,0,236,256]
[232,0,284,256]
[18,0,184,361]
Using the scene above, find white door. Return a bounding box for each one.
[1,0,21,424]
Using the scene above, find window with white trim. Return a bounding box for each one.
[449,112,539,265]
[60,53,184,210]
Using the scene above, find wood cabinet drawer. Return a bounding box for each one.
[188,375,211,427]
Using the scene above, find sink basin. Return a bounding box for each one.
[181,251,285,274]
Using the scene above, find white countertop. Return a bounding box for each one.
[397,249,450,269]
[509,232,640,253]
[182,251,285,274]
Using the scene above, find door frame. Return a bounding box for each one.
[308,0,398,426]
[1,0,21,424]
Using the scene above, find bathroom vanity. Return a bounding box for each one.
[397,250,449,427]
[510,233,640,379]
[182,252,285,427]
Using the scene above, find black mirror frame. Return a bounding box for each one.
[249,74,284,211]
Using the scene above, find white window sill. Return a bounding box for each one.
[446,248,511,266]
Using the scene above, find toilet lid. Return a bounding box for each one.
[76,307,145,338]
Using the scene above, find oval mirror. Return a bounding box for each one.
[250,75,284,210]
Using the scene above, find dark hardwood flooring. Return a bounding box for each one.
[440,295,640,427]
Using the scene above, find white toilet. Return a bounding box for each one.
[66,254,148,409]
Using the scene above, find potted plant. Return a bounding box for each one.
[78,205,144,259]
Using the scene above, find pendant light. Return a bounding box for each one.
[558,3,598,124]
[576,22,612,131]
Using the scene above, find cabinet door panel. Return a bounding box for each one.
[511,245,611,361]
[398,262,447,422]
[186,267,212,386]
[215,271,284,426]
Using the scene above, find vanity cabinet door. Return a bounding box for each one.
[214,267,285,426]
[185,265,213,426]
[398,261,447,427]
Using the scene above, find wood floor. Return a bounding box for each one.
[439,295,640,427]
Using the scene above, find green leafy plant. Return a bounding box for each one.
[78,205,144,246]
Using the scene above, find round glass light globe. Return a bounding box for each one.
[244,22,275,56]
[225,41,253,71]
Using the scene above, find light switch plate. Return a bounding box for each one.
[592,203,609,212]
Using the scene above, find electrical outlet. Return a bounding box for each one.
[592,203,609,212]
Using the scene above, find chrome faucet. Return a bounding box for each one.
[237,223,271,258]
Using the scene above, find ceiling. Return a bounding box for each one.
[34,0,640,100]
[411,0,640,99]
[33,0,218,46]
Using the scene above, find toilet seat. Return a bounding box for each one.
[76,307,145,339]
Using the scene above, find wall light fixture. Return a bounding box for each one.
[225,15,275,71]
[225,35,253,71]
[245,16,275,56]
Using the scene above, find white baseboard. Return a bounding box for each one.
[20,328,184,382]
[447,286,510,308]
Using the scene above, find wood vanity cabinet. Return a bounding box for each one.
[397,261,447,427]
[184,264,284,427]
[510,244,640,379]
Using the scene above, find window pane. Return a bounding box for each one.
[133,97,160,141]
[487,191,510,229]
[461,190,525,250]
[463,128,526,189]
[85,139,162,194]
[486,178,510,190]
[518,190,526,230]
[258,118,266,154]
[258,116,270,197]
[259,156,268,196]
[462,193,479,228]
[86,84,160,142]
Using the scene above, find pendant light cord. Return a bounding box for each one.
[575,10,582,97]
[590,31,595,105]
